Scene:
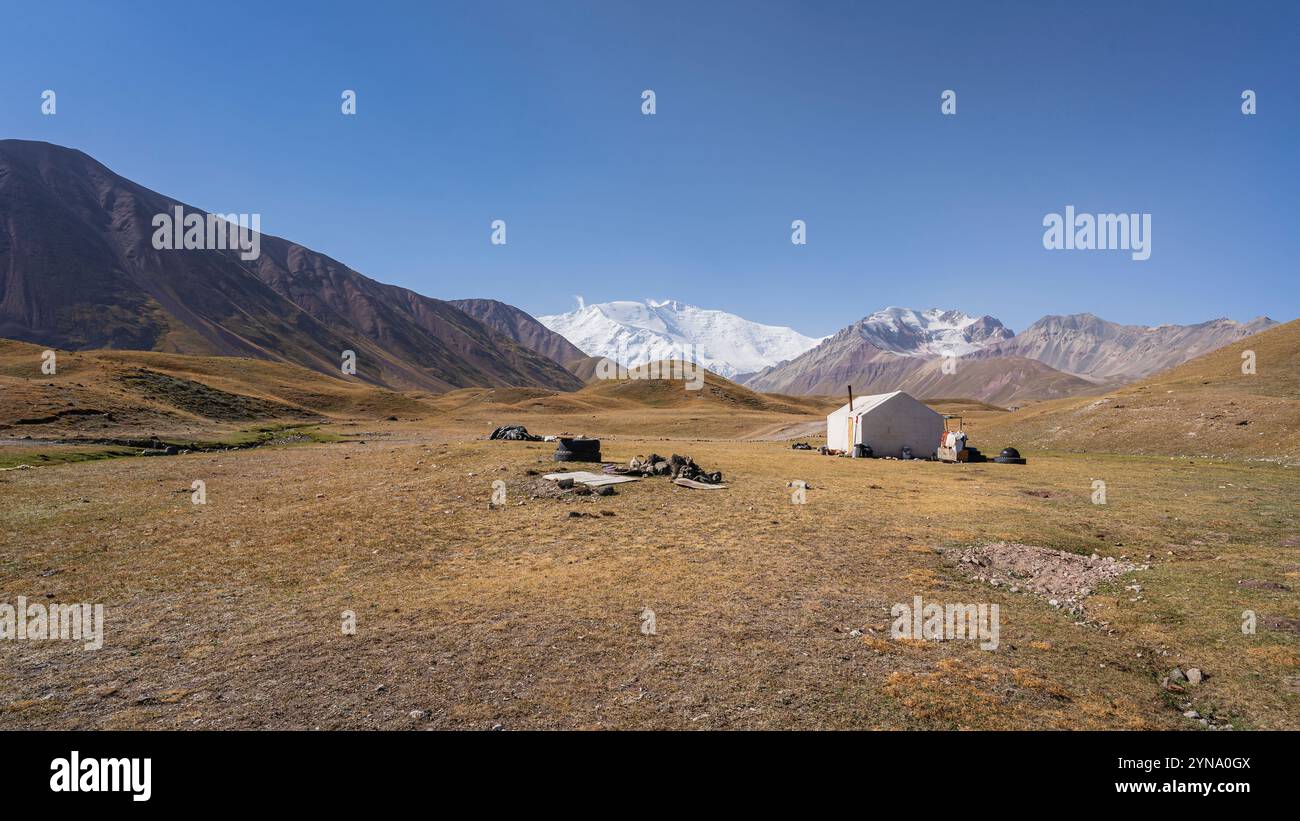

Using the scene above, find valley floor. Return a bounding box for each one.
[1,422,1297,730]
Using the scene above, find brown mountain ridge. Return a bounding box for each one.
[0,139,580,393]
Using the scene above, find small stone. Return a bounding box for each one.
[1186,668,1203,686]
[409,710,427,720]
[1183,710,1200,719]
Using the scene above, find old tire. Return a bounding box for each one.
[553,448,602,462]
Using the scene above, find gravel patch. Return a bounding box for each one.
[946,541,1139,614]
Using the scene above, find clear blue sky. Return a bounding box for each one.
[3,0,1297,336]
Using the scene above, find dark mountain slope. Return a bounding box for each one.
[449,298,587,369]
[0,139,579,392]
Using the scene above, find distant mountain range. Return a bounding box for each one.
[537,299,825,380]
[743,308,1274,404]
[976,313,1279,382]
[540,300,1275,406]
[0,140,1282,405]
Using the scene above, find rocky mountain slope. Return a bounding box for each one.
[0,139,580,393]
[984,313,1277,383]
[449,298,588,370]
[742,307,1076,402]
[839,307,1014,356]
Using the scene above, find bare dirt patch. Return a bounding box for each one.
[946,542,1139,614]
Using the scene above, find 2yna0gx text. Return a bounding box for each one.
[1119,757,1251,772]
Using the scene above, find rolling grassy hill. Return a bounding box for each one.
[977,318,1300,463]
[0,337,427,440]
[418,361,836,439]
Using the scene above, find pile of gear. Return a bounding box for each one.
[937,429,987,463]
[488,424,543,441]
[609,453,723,484]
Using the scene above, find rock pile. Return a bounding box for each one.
[947,541,1140,614]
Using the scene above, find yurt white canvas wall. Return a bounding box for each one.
[825,390,943,458]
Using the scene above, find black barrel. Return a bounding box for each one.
[554,437,602,462]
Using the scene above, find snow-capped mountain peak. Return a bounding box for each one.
[851,307,1014,356]
[537,298,826,379]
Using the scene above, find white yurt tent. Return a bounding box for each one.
[826,390,943,458]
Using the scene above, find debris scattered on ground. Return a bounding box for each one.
[542,471,638,488]
[615,453,723,484]
[488,425,542,441]
[674,477,728,490]
[945,542,1140,614]
[791,442,813,450]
